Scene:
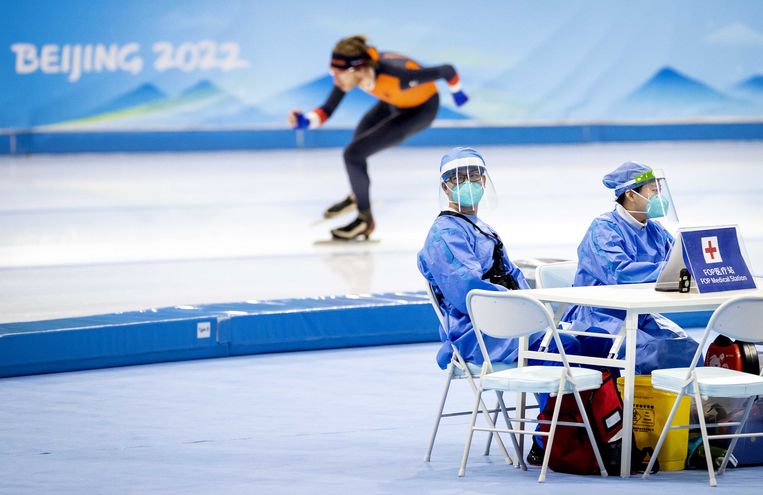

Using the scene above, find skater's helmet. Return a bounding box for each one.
[439,147,497,212]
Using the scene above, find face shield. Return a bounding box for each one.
[625,169,679,222]
[439,158,497,213]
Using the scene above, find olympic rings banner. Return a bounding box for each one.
[2,0,762,131]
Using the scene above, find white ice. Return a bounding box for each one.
[1,141,761,322]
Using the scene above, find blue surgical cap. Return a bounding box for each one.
[440,147,486,180]
[603,161,653,197]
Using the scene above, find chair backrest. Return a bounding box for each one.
[467,289,554,339]
[424,281,447,329]
[467,289,568,370]
[684,295,763,374]
[709,295,763,344]
[535,260,578,289]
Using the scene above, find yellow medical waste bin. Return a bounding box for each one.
[617,375,690,471]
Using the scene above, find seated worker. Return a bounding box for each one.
[417,147,533,369]
[561,161,699,375]
[417,148,608,370]
[418,147,612,465]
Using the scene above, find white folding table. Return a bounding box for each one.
[520,278,763,478]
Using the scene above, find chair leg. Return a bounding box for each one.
[458,386,484,477]
[481,400,499,456]
[643,387,687,479]
[718,396,755,475]
[539,379,567,483]
[462,362,507,462]
[425,365,456,461]
[496,391,527,471]
[476,393,513,465]
[517,391,526,458]
[692,380,717,487]
[572,387,607,477]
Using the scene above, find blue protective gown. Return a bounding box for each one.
[561,205,699,375]
[417,212,537,369]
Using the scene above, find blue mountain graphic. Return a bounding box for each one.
[256,75,375,126]
[168,80,277,125]
[732,75,763,99]
[626,67,729,105]
[90,83,166,115]
[178,80,221,98]
[610,66,756,118]
[64,79,277,127]
[204,106,275,125]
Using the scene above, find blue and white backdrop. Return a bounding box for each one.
[2,0,763,131]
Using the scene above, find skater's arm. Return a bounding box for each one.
[288,86,346,130]
[388,63,457,86]
[386,62,468,106]
[309,86,346,128]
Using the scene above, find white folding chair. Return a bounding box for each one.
[461,289,608,482]
[535,260,625,360]
[535,260,577,290]
[423,282,514,464]
[534,261,578,351]
[643,295,763,486]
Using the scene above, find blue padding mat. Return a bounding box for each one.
[0,292,439,377]
[0,290,711,378]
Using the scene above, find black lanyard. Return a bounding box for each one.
[437,211,519,290]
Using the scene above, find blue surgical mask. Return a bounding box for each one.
[631,190,670,219]
[452,181,484,207]
[645,195,669,218]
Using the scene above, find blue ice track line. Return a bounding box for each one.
[2,121,762,154]
[0,290,712,378]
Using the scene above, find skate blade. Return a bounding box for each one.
[313,238,380,246]
[308,199,384,226]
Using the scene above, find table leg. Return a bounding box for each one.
[620,311,638,478]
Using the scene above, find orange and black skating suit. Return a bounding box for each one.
[311,52,460,212]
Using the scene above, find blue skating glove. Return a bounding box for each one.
[452,90,469,107]
[293,112,309,130]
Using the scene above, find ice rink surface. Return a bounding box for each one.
[1,141,763,493]
[1,140,761,322]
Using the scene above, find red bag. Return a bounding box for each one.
[537,371,624,475]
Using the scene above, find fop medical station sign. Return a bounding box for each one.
[681,227,756,293]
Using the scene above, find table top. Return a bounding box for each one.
[525,278,763,313]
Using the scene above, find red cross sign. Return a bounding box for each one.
[701,236,723,264]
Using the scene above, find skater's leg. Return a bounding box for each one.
[331,95,438,240]
[323,102,392,219]
[344,94,439,212]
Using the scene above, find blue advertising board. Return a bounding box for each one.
[2,0,763,133]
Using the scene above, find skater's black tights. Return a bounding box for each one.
[343,94,439,212]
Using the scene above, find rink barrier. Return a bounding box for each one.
[0,291,711,378]
[1,121,762,154]
[0,292,439,377]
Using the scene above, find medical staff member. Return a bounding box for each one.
[417,147,532,369]
[417,147,581,369]
[561,161,699,375]
[419,148,618,465]
[289,35,468,241]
